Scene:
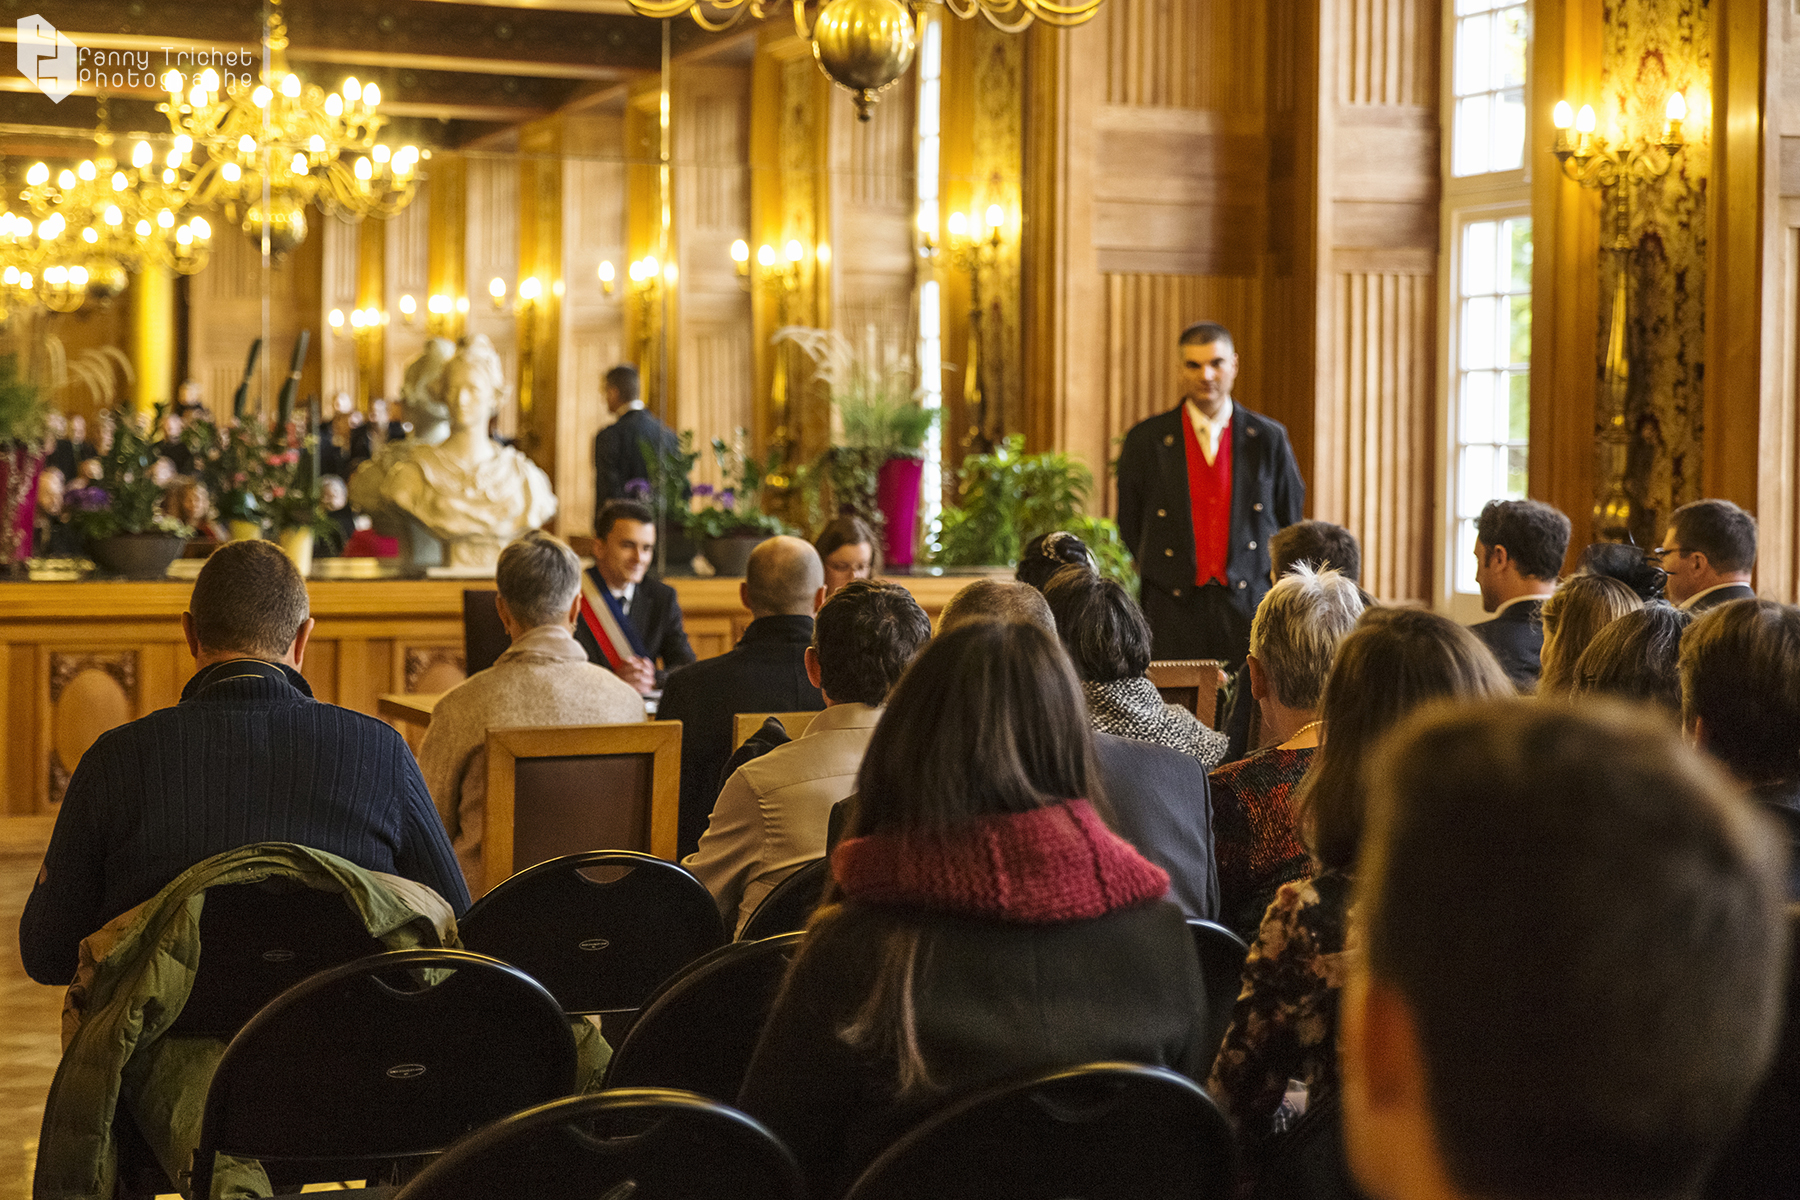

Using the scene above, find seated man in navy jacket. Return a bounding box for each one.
[19,540,469,986]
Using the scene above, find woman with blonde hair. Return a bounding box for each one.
[739,620,1209,1198]
[1537,572,1643,696]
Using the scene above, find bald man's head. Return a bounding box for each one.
[744,536,826,617]
[937,578,1057,638]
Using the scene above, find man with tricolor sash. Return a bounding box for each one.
[574,499,696,694]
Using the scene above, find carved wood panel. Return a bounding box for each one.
[402,645,466,695]
[47,651,138,805]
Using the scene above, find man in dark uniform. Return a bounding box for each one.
[593,365,682,529]
[1116,322,1306,668]
[1468,498,1569,692]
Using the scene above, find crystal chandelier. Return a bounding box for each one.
[158,0,421,255]
[625,0,1107,33]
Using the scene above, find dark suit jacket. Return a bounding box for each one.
[1469,598,1546,691]
[655,614,826,859]
[572,569,697,688]
[1687,582,1758,613]
[1093,732,1220,921]
[594,407,682,526]
[1116,403,1305,622]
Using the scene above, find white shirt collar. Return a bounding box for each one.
[612,581,636,607]
[622,401,645,412]
[1184,398,1234,466]
[1679,581,1751,610]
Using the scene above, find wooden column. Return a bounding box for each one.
[130,266,175,411]
[427,153,468,341]
[355,218,386,410]
[517,116,565,483]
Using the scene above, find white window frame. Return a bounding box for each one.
[1436,0,1533,622]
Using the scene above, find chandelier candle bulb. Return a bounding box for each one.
[113,172,128,191]
[253,86,272,108]
[355,157,372,181]
[344,78,361,104]
[325,93,343,117]
[57,170,75,189]
[200,68,219,92]
[26,164,47,186]
[364,83,381,107]
[281,74,300,97]
[373,145,391,164]
[78,162,95,181]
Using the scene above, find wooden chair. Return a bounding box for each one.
[732,711,820,752]
[1146,660,1228,728]
[462,588,511,677]
[483,722,683,897]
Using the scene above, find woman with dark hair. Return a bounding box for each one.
[1208,608,1513,1182]
[1578,540,1667,602]
[1571,602,1693,713]
[1043,565,1228,768]
[1537,573,1642,697]
[1015,529,1096,591]
[738,621,1209,1198]
[814,515,880,594]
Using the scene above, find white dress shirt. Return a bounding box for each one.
[1184,398,1234,467]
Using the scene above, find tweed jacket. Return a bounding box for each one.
[1116,402,1305,620]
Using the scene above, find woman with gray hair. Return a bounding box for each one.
[1042,566,1228,768]
[1206,563,1365,937]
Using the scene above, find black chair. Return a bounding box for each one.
[842,1061,1236,1200]
[603,933,804,1100]
[737,857,831,941]
[1249,1091,1369,1200]
[189,948,579,1199]
[1189,917,1251,1055]
[391,1088,804,1200]
[463,588,511,676]
[458,851,728,1015]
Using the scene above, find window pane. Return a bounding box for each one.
[1453,96,1490,176]
[1463,296,1498,369]
[1507,371,1530,440]
[1497,7,1527,87]
[1461,370,1498,443]
[1463,221,1497,295]
[1454,14,1492,95]
[1508,295,1532,366]
[1507,218,1533,289]
[1491,88,1526,169]
[1456,518,1480,594]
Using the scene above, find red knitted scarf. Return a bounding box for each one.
[831,800,1171,924]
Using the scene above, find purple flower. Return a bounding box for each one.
[718,489,736,511]
[623,477,652,499]
[691,482,715,499]
[67,485,110,511]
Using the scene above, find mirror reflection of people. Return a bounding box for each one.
[591,364,681,530]
[34,466,80,556]
[154,411,193,475]
[813,515,879,594]
[318,475,355,556]
[572,499,695,695]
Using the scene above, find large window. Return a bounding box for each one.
[1440,0,1532,614]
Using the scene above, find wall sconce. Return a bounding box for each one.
[1549,90,1687,543]
[731,239,750,278]
[426,292,454,335]
[489,276,508,310]
[941,204,1008,451]
[328,307,346,337]
[397,293,417,325]
[626,256,664,381]
[598,260,616,295]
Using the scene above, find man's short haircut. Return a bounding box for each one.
[604,364,640,403]
[812,579,932,706]
[1361,699,1788,1200]
[937,578,1056,638]
[496,531,582,629]
[596,498,656,540]
[1177,321,1234,351]
[189,540,310,659]
[1042,566,1152,684]
[1571,602,1692,713]
[1680,599,1800,785]
[1475,498,1571,581]
[744,536,824,616]
[1271,519,1362,584]
[1670,499,1759,575]
[1247,563,1365,710]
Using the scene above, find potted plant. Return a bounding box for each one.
[931,434,1138,590]
[0,356,51,568]
[777,326,935,566]
[65,403,194,578]
[682,432,798,577]
[190,413,279,540]
[264,415,342,575]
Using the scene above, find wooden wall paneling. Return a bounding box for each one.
[428,153,469,342]
[320,214,360,406]
[1528,0,1604,564]
[36,297,132,425]
[185,221,323,419]
[300,638,339,707]
[559,116,628,536]
[463,153,522,435]
[674,63,755,492]
[517,117,565,480]
[625,79,669,421]
[356,218,387,409]
[779,52,833,462]
[383,182,432,401]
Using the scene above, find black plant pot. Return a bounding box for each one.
[87,533,187,579]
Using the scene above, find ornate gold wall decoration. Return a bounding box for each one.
[48,651,138,805]
[403,645,465,694]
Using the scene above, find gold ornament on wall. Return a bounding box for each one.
[807,0,918,122]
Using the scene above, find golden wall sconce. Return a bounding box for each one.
[598,260,616,295]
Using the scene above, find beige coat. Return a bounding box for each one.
[683,703,881,935]
[420,623,646,891]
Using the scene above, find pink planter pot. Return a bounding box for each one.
[0,446,42,563]
[876,456,925,569]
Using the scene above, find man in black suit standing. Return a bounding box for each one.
[1659,499,1758,613]
[593,365,682,529]
[1469,498,1570,691]
[574,499,696,693]
[657,535,827,858]
[1116,321,1306,668]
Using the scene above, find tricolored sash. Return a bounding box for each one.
[578,571,649,669]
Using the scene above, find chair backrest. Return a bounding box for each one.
[190,948,578,1200]
[167,877,389,1037]
[843,1062,1236,1200]
[737,857,831,942]
[1189,918,1251,1059]
[483,721,682,896]
[463,588,511,676]
[1146,660,1227,727]
[732,711,819,751]
[1248,1091,1368,1200]
[459,851,728,1015]
[391,1088,804,1200]
[604,933,804,1100]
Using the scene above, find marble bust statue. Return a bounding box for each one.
[349,335,557,571]
[400,337,454,446]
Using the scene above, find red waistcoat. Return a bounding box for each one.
[1183,411,1233,587]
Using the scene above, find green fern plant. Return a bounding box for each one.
[0,355,50,447]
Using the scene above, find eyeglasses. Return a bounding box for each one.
[1651,546,1692,563]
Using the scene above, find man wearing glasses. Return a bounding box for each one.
[1657,500,1758,612]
